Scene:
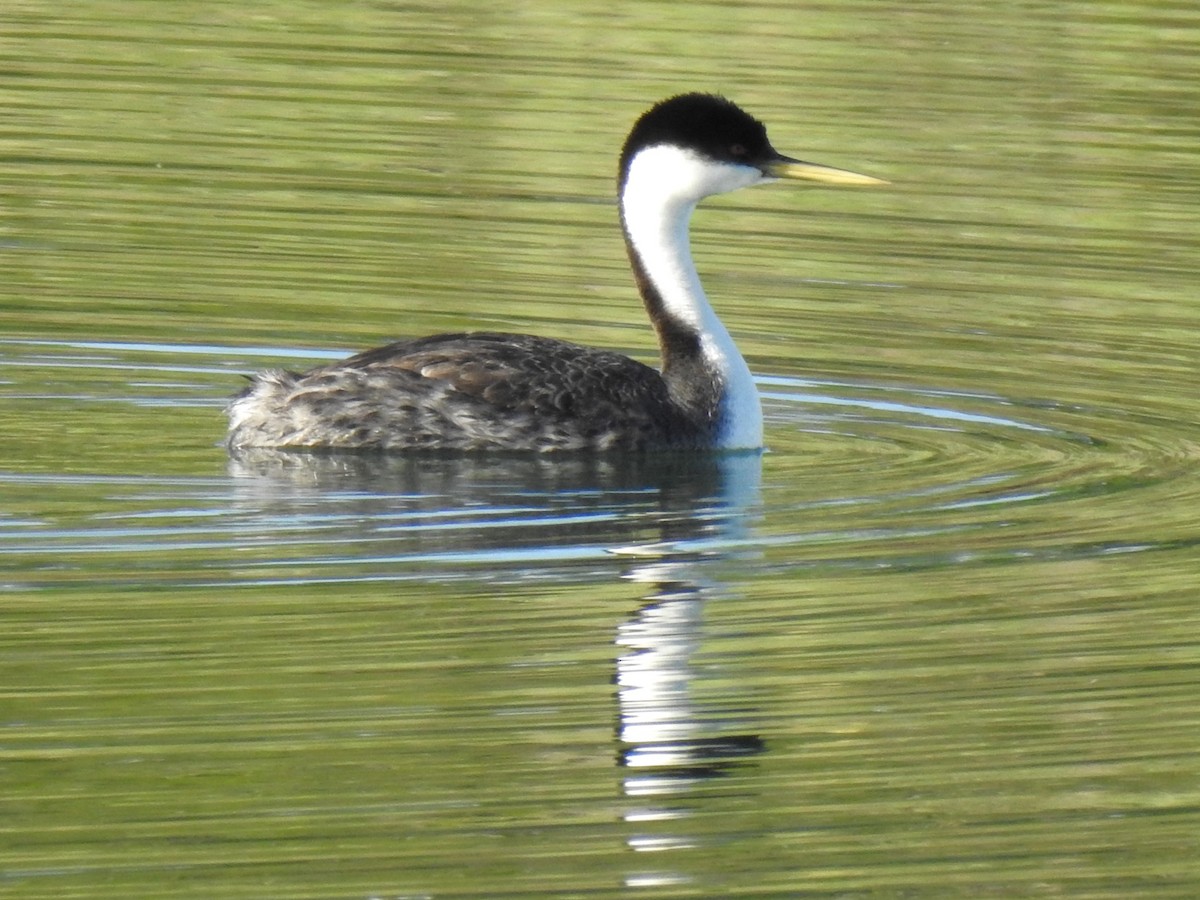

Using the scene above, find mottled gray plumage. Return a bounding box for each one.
[227,332,716,451]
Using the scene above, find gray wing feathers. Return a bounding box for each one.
[227,332,703,451]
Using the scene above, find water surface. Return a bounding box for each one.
[3,2,1200,897]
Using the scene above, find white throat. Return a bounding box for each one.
[620,144,764,450]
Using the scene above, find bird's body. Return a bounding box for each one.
[232,332,709,452]
[226,94,882,453]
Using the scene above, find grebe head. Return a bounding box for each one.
[619,93,886,203]
[615,93,885,452]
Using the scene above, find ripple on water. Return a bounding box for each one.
[2,339,1197,590]
[762,372,1200,568]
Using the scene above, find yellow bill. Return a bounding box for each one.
[765,157,888,186]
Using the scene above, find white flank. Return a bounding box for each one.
[620,144,765,449]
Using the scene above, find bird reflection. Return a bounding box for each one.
[227,448,756,563]
[610,454,766,884]
[617,574,765,786]
[228,446,766,881]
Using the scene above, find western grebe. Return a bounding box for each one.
[226,93,884,453]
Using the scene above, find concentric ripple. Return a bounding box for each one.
[2,339,1198,589]
[760,371,1200,568]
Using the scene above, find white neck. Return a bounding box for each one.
[620,144,764,450]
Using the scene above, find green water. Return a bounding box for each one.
[3,1,1200,897]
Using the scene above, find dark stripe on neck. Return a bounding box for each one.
[623,231,723,431]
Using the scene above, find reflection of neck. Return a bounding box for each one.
[616,588,704,752]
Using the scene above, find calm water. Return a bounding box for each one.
[4,2,1200,897]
